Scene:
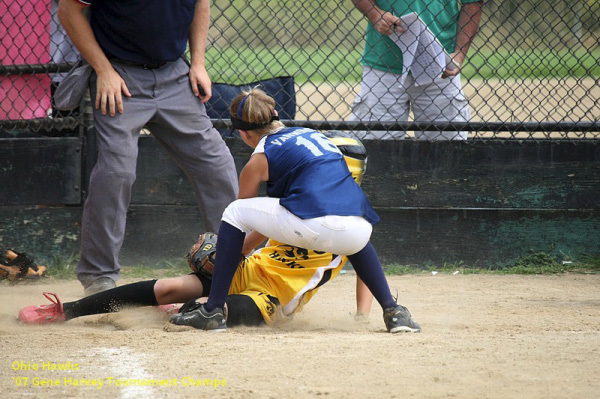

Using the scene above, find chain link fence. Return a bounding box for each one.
[1,0,599,140]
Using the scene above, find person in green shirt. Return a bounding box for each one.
[350,0,483,140]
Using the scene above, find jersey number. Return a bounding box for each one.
[295,133,341,156]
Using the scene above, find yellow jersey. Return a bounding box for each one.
[229,239,348,324]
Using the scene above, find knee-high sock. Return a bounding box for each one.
[348,242,397,310]
[62,280,158,320]
[204,222,245,312]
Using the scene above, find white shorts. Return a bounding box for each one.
[222,197,373,255]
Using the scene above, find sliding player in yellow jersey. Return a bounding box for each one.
[18,131,419,332]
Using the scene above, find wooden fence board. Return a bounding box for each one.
[1,137,599,267]
[0,138,81,205]
[129,138,600,209]
[362,140,600,209]
[373,208,600,266]
[1,205,598,268]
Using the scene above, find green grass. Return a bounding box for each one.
[43,256,189,280]
[16,250,600,283]
[121,260,189,279]
[205,46,600,85]
[382,251,600,276]
[464,48,600,80]
[45,253,79,279]
[206,45,362,85]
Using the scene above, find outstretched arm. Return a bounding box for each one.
[242,231,268,256]
[238,153,269,199]
[237,153,269,254]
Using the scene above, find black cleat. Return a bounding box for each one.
[169,303,226,331]
[383,305,421,333]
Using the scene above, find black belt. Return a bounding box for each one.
[110,58,168,70]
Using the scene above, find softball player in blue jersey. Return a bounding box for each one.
[170,88,421,333]
[17,134,373,328]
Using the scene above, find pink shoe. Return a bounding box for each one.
[18,293,66,324]
[157,303,182,316]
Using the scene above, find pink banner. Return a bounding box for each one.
[0,0,51,120]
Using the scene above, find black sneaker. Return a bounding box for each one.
[169,303,226,331]
[383,305,421,333]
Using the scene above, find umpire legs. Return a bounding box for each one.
[77,102,151,287]
[147,59,238,231]
[78,59,238,288]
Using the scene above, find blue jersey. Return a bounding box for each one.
[79,0,196,63]
[253,127,379,225]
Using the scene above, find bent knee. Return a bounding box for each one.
[221,200,245,231]
[153,279,178,303]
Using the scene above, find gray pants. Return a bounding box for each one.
[78,58,238,285]
[349,66,470,140]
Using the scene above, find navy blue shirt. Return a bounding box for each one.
[253,128,380,225]
[79,0,197,63]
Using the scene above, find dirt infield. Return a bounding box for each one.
[1,273,598,398]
